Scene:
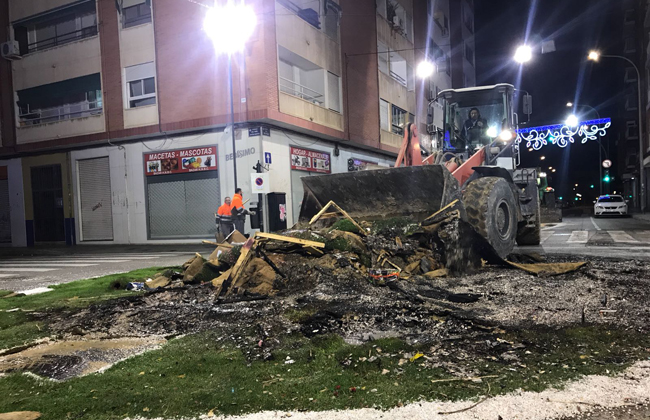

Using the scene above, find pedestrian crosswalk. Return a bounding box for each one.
[0,253,191,278]
[540,230,650,245]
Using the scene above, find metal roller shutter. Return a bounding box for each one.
[0,180,10,243]
[78,157,114,241]
[147,173,220,239]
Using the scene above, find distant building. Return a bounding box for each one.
[615,0,649,210]
[0,0,475,247]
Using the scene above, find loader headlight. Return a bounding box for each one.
[499,129,513,141]
[487,126,498,138]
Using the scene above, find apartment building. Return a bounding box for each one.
[0,0,474,247]
[613,0,649,210]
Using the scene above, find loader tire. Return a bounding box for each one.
[463,177,518,259]
[516,198,541,246]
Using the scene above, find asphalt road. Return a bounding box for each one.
[1,215,648,292]
[0,245,199,292]
[517,215,650,260]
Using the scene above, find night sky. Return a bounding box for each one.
[474,0,625,202]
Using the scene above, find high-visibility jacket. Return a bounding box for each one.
[231,193,244,213]
[217,203,232,216]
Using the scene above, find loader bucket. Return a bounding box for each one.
[298,165,462,222]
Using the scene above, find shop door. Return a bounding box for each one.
[31,164,65,242]
[147,171,220,239]
[0,179,10,243]
[78,157,114,241]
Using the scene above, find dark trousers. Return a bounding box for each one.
[233,217,245,235]
[219,221,234,237]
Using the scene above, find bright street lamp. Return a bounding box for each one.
[204,3,257,55]
[588,51,600,61]
[204,3,257,190]
[588,49,645,211]
[566,102,573,107]
[565,114,579,127]
[540,156,546,160]
[416,61,436,79]
[514,45,533,63]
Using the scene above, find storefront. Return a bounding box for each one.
[144,145,220,239]
[289,146,332,224]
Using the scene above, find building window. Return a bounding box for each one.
[463,3,474,33]
[13,0,97,55]
[278,46,345,112]
[378,42,389,74]
[327,71,341,113]
[123,1,152,28]
[377,0,413,42]
[624,9,635,25]
[625,67,638,83]
[126,62,157,108]
[434,13,449,37]
[626,121,639,139]
[392,105,407,135]
[380,99,390,131]
[465,43,474,65]
[389,50,408,87]
[278,0,341,42]
[624,38,636,53]
[17,74,102,126]
[625,94,638,111]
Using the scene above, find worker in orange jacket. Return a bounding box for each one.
[231,188,255,234]
[216,197,233,237]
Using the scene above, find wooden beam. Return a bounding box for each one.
[256,232,325,248]
[308,201,335,225]
[423,199,460,222]
[222,235,257,297]
[202,240,233,248]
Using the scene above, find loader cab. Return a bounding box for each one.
[439,84,516,165]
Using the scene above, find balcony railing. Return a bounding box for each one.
[19,100,103,127]
[27,26,98,54]
[279,77,324,106]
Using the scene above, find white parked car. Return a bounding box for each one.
[594,195,628,217]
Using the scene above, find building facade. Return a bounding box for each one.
[0,0,475,247]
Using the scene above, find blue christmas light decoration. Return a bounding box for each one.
[516,118,611,150]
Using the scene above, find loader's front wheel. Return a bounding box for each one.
[463,177,518,258]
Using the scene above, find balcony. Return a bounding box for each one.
[13,0,98,56]
[19,99,102,127]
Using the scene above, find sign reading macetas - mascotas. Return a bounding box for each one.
[145,146,217,176]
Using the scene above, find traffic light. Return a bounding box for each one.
[603,170,610,183]
[590,185,594,189]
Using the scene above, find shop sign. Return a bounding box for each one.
[290,146,331,174]
[248,127,261,137]
[145,146,217,176]
[348,158,378,171]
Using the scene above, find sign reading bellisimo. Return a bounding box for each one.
[290,146,331,174]
[145,146,217,176]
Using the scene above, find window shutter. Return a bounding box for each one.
[125,62,156,82]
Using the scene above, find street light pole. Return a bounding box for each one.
[591,54,645,212]
[228,53,237,189]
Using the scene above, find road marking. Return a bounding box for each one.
[0,274,17,278]
[567,231,589,243]
[541,231,554,243]
[0,263,97,267]
[608,231,639,243]
[0,260,127,264]
[590,217,602,231]
[0,268,58,272]
[634,231,650,241]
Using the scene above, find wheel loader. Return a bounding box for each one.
[298,83,540,258]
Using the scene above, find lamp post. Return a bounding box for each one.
[566,103,608,195]
[588,50,645,212]
[204,2,257,191]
